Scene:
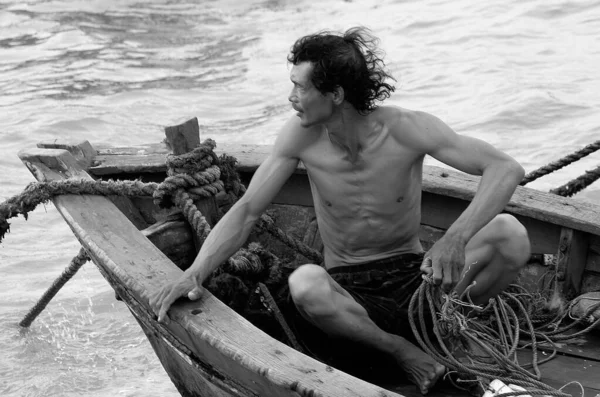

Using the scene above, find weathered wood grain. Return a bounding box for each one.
[37,139,96,169]
[90,152,169,175]
[516,349,600,395]
[164,117,201,155]
[556,228,590,299]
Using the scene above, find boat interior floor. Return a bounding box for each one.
[383,329,600,397]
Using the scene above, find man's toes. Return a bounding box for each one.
[421,364,446,394]
[434,364,446,380]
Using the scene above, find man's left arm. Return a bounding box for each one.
[414,111,525,292]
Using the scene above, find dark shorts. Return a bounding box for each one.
[282,252,432,381]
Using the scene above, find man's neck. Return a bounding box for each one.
[324,106,371,162]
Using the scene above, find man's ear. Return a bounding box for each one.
[332,86,344,105]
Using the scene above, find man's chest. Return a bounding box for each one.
[301,140,424,207]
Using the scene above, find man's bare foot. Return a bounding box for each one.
[391,337,446,395]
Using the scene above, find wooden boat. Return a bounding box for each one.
[18,118,600,397]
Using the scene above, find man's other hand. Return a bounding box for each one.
[422,236,466,294]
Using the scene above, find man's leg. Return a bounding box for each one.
[288,264,445,395]
[454,214,531,304]
[447,213,530,383]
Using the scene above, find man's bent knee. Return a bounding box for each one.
[288,264,333,312]
[490,214,531,270]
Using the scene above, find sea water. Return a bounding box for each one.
[1,0,599,396]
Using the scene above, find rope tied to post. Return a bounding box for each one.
[5,138,315,328]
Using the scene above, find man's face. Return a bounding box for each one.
[288,62,334,127]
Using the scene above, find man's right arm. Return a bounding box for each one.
[185,142,301,286]
[150,117,305,322]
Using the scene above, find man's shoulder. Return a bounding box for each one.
[273,115,322,157]
[376,105,431,127]
[376,106,423,139]
[376,106,450,153]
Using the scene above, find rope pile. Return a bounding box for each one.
[408,276,600,396]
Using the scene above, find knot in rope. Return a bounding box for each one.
[208,242,285,311]
[165,139,219,174]
[151,139,226,242]
[154,139,223,208]
[154,165,223,207]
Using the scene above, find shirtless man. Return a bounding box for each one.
[150,27,531,395]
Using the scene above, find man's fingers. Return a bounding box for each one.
[431,258,443,286]
[149,291,163,317]
[441,263,454,293]
[157,305,170,324]
[157,295,174,324]
[420,257,433,275]
[452,263,462,291]
[157,289,181,324]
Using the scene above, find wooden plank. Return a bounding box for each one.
[555,228,590,299]
[165,117,200,155]
[108,195,150,230]
[18,147,406,397]
[514,215,562,255]
[142,217,196,270]
[90,153,168,175]
[421,166,600,237]
[420,192,561,254]
[587,235,600,273]
[540,333,600,363]
[19,148,89,181]
[516,349,600,395]
[37,139,96,170]
[418,224,446,251]
[94,142,172,156]
[128,294,252,397]
[581,271,600,294]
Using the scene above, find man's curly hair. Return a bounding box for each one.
[288,27,396,115]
